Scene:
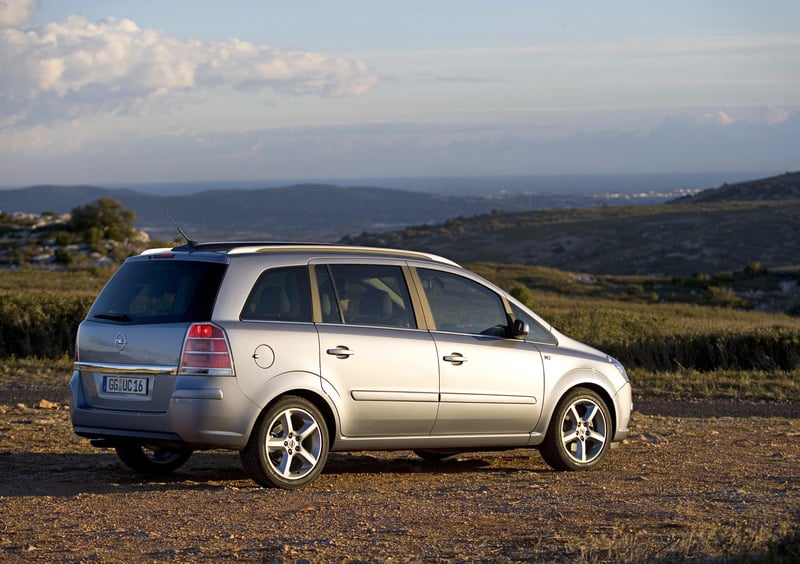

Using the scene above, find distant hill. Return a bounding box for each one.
[344,172,800,277]
[0,182,677,242]
[3,173,799,277]
[672,171,800,203]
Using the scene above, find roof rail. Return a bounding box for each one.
[165,241,460,266]
[170,241,332,253]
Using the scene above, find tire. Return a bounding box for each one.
[540,388,611,471]
[241,396,329,489]
[114,441,193,475]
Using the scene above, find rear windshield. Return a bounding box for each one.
[87,259,227,324]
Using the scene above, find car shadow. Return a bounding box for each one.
[0,449,547,496]
[322,451,547,478]
[0,451,248,498]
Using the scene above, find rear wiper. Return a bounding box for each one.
[94,313,133,322]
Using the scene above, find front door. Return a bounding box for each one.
[315,263,439,438]
[415,267,544,437]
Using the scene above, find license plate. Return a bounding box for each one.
[102,375,149,396]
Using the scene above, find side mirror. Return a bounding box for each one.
[511,318,529,339]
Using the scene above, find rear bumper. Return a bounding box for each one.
[69,370,259,450]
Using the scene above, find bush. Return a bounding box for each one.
[510,284,535,308]
[538,300,800,372]
[69,198,137,243]
[614,329,800,372]
[0,292,93,358]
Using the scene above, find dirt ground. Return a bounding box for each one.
[1,384,799,562]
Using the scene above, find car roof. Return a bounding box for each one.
[139,241,460,267]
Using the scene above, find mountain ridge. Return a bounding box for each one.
[0,182,679,242]
[3,172,799,277]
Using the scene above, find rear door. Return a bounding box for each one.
[223,264,321,404]
[414,267,544,437]
[314,262,439,438]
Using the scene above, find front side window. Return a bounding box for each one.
[317,264,416,328]
[510,303,558,345]
[417,268,509,336]
[242,266,312,322]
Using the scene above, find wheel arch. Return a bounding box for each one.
[243,370,340,446]
[537,371,619,441]
[259,388,338,445]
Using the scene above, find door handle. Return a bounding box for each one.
[327,346,355,359]
[443,353,467,365]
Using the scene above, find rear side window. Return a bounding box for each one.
[88,260,227,324]
[316,264,416,328]
[242,266,312,322]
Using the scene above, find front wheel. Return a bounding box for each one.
[540,388,611,471]
[241,396,329,489]
[114,441,193,475]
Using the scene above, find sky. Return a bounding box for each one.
[1,0,798,187]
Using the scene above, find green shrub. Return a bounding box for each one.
[0,292,93,358]
[534,298,800,372]
[69,197,137,243]
[509,284,535,308]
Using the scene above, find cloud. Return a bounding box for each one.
[760,106,790,125]
[0,7,378,128]
[703,110,736,125]
[0,0,36,27]
[1,110,798,185]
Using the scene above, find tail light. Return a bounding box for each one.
[180,323,234,376]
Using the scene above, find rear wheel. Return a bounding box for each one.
[114,441,193,475]
[540,388,611,471]
[241,396,329,489]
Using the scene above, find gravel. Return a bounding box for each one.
[1,386,798,562]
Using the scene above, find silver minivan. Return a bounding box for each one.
[71,242,632,489]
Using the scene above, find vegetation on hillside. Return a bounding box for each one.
[469,261,800,316]
[0,197,167,268]
[673,170,800,203]
[342,199,800,279]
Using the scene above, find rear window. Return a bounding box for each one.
[87,259,227,324]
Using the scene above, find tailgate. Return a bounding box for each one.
[74,321,190,412]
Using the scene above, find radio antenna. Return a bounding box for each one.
[163,210,196,248]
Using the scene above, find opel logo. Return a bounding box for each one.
[114,333,127,352]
